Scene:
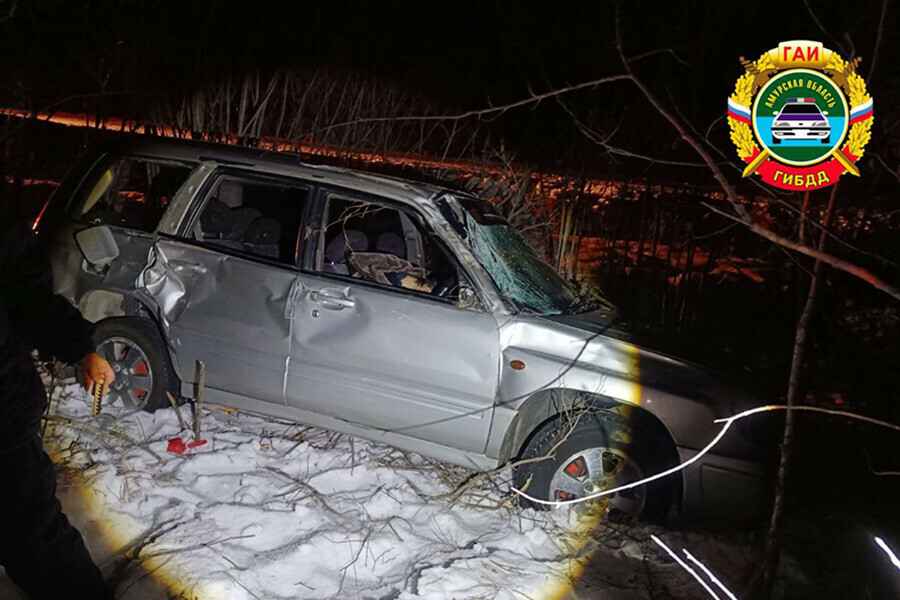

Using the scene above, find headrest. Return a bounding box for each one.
[324,229,368,262]
[244,217,281,244]
[375,232,406,259]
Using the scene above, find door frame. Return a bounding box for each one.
[301,184,492,311]
[174,166,317,271]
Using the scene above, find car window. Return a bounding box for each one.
[315,194,464,301]
[781,105,822,114]
[70,156,193,233]
[188,175,308,266]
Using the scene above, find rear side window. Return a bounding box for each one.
[70,156,193,233]
[186,175,309,266]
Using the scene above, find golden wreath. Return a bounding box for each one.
[728,50,872,162]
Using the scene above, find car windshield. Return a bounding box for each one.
[442,196,611,315]
[781,105,821,114]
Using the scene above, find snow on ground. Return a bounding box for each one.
[2,377,758,599]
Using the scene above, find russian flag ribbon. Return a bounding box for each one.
[849,98,874,125]
[727,98,751,125]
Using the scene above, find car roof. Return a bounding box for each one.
[101,135,461,206]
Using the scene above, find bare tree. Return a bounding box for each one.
[609,4,893,598]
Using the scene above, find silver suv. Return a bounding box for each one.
[41,138,765,522]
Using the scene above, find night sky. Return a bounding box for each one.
[1,1,897,177]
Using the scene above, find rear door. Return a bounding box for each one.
[285,189,500,452]
[51,154,195,303]
[141,170,310,404]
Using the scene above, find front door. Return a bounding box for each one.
[285,190,500,452]
[141,171,310,404]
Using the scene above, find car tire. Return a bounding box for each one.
[824,134,831,144]
[771,136,781,144]
[93,317,180,413]
[514,410,673,523]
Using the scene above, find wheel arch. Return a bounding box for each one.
[78,289,130,322]
[498,388,684,508]
[87,292,188,385]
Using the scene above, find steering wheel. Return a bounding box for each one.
[431,275,457,298]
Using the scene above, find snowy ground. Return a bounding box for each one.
[0,377,760,600]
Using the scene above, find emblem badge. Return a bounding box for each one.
[727,41,873,190]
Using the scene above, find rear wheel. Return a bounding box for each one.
[514,411,673,523]
[93,317,179,412]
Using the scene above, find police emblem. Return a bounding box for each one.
[727,40,873,190]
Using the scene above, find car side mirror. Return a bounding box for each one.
[75,225,120,269]
[458,284,478,309]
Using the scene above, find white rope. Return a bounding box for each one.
[650,535,720,600]
[683,549,738,600]
[875,536,900,573]
[512,404,900,508]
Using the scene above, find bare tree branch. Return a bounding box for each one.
[614,3,900,302]
[555,95,709,167]
[0,0,17,24]
[630,47,690,66]
[302,74,632,138]
[701,202,900,299]
[867,0,888,83]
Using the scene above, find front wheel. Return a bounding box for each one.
[514,411,673,523]
[93,317,180,412]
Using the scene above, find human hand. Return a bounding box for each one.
[78,352,116,397]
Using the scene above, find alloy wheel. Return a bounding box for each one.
[97,336,153,410]
[549,446,646,522]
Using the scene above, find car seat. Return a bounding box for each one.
[323,230,368,275]
[199,198,234,240]
[374,232,406,259]
[242,217,282,260]
[229,206,262,240]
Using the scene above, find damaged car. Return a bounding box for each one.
[39,137,767,523]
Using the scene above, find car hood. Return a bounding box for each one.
[546,310,757,384]
[537,310,768,415]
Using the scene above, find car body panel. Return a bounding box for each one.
[140,239,295,405]
[286,269,501,453]
[45,136,768,521]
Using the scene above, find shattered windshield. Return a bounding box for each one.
[442,196,609,315]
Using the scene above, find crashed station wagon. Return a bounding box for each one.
[40,137,765,522]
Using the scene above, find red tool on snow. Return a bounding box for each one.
[166,437,207,455]
[166,360,208,454]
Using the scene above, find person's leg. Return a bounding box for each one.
[0,436,111,600]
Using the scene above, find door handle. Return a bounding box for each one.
[167,259,208,274]
[308,289,355,310]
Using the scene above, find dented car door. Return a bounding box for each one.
[140,171,311,405]
[284,190,501,454]
[141,240,296,405]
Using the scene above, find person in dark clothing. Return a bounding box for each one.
[0,214,115,600]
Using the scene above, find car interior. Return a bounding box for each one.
[75,158,192,232]
[193,177,307,264]
[319,196,462,300]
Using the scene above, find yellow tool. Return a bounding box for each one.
[92,377,104,416]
